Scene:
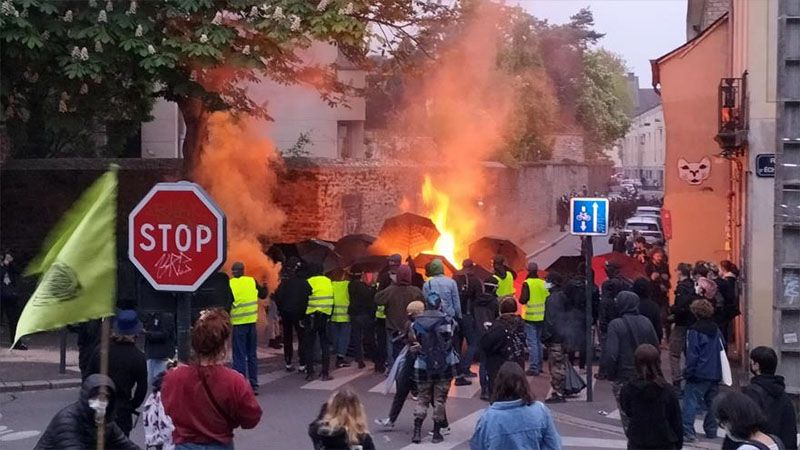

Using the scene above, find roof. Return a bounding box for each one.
[650,12,729,93]
[636,88,661,115]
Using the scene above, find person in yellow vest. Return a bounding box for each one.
[491,255,517,298]
[331,275,352,369]
[229,262,267,394]
[519,261,549,376]
[304,263,335,381]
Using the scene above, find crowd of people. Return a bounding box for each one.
[555,189,663,232]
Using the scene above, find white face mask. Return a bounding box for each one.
[544,282,553,290]
[88,398,109,423]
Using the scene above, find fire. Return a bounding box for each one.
[421,176,461,266]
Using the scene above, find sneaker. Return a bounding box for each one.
[684,434,697,443]
[336,358,351,368]
[298,365,307,372]
[410,394,419,402]
[454,377,473,386]
[428,427,451,436]
[374,418,394,428]
[544,395,566,404]
[285,365,295,372]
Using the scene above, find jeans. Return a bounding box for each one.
[330,321,351,358]
[349,314,373,363]
[682,380,719,438]
[281,317,305,367]
[304,312,330,375]
[232,323,258,389]
[524,322,544,374]
[458,315,479,375]
[176,443,234,450]
[147,358,169,389]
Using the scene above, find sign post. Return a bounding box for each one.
[570,197,609,402]
[129,182,226,361]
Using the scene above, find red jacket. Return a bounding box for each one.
[162,365,262,445]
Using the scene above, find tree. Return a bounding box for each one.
[1,0,453,171]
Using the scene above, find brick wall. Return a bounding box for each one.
[550,134,585,162]
[702,0,730,29]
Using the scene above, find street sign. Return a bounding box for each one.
[756,153,775,177]
[570,197,609,236]
[129,182,226,292]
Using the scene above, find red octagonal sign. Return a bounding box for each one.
[129,182,226,292]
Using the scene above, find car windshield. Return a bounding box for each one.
[626,223,659,232]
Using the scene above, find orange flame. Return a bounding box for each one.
[421,176,470,267]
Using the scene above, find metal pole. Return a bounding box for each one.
[96,318,111,450]
[176,292,192,362]
[584,236,594,402]
[59,328,67,374]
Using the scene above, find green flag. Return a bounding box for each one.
[14,167,118,345]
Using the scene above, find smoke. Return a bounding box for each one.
[193,112,285,289]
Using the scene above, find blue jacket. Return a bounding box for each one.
[470,400,562,450]
[423,276,462,319]
[685,319,723,382]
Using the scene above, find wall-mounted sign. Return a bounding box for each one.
[756,154,775,177]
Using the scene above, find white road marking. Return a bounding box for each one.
[561,436,627,448]
[397,410,484,450]
[301,366,367,391]
[257,368,294,385]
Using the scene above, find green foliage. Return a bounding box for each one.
[281,130,312,158]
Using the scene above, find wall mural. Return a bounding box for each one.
[678,156,711,185]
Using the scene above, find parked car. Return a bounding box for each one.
[623,216,664,244]
[622,178,643,188]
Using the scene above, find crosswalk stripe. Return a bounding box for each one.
[301,366,368,391]
[257,369,294,386]
[369,379,395,394]
[397,410,484,450]
[561,436,627,448]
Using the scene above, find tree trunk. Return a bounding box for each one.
[176,97,209,178]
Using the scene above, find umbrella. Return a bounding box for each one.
[297,239,343,274]
[335,234,376,265]
[349,255,390,274]
[374,213,440,258]
[546,256,585,278]
[455,264,493,283]
[591,252,646,287]
[468,236,527,272]
[266,243,299,264]
[413,253,458,277]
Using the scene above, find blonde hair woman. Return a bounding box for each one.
[309,388,375,449]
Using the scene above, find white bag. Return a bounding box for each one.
[720,338,732,386]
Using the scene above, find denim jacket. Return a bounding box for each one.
[470,400,562,450]
[423,276,462,319]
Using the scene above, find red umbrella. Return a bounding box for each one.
[591,252,646,287]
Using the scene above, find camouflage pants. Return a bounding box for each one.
[414,379,450,423]
[548,343,567,395]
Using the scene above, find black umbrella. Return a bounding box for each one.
[297,239,342,274]
[468,236,527,272]
[455,264,493,283]
[545,256,585,278]
[349,254,390,274]
[335,234,376,265]
[374,213,440,258]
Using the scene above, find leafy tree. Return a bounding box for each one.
[1,0,453,171]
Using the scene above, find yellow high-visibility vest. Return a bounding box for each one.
[230,276,259,325]
[494,272,515,297]
[331,280,350,323]
[306,275,334,315]
[523,278,549,322]
[375,304,386,319]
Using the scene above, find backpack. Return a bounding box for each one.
[414,316,452,374]
[500,323,527,362]
[142,391,174,450]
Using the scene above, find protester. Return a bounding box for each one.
[454,259,484,384]
[69,318,102,380]
[309,388,375,450]
[35,374,139,450]
[473,279,500,401]
[722,346,798,450]
[375,300,424,429]
[491,255,517,297]
[682,298,723,442]
[563,276,591,370]
[479,297,528,396]
[331,276,353,369]
[374,254,402,373]
[716,260,741,346]
[715,392,785,450]
[347,269,376,369]
[422,258,462,321]
[620,344,682,450]
[143,311,176,388]
[519,261,548,377]
[273,257,311,372]
[541,272,571,403]
[406,256,425,290]
[631,237,651,264]
[0,249,25,350]
[598,261,632,379]
[161,309,262,448]
[410,291,459,444]
[228,262,268,393]
[599,291,659,433]
[305,263,335,381]
[376,264,423,368]
[470,361,562,450]
[645,248,671,339]
[142,364,176,450]
[668,262,698,388]
[631,277,662,344]
[87,309,147,437]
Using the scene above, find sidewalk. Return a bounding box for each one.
[518,226,570,257]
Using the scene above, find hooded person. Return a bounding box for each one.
[454,259,484,383]
[35,374,139,450]
[598,261,632,379]
[422,258,462,321]
[375,264,423,365]
[632,278,662,344]
[273,256,312,372]
[540,272,572,403]
[600,291,659,433]
[479,297,528,398]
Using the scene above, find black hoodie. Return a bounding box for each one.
[600,292,659,383]
[620,379,682,449]
[721,375,798,450]
[35,375,139,450]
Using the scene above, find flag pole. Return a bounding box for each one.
[96,317,111,450]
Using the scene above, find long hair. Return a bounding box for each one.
[191,308,231,362]
[634,344,666,387]
[322,388,368,445]
[491,361,534,405]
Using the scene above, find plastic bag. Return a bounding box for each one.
[564,363,587,395]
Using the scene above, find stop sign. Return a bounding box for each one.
[129,182,226,292]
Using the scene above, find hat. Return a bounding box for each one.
[406,301,424,317]
[428,258,445,277]
[113,309,142,336]
[396,264,412,286]
[526,261,539,274]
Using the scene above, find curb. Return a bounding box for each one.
[0,378,82,393]
[527,232,570,259]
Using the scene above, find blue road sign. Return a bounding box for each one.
[570,197,609,236]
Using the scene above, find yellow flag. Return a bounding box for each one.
[14,167,118,345]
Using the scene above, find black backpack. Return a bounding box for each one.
[414,317,452,374]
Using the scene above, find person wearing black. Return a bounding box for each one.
[143,311,176,388]
[600,291,659,433]
[715,392,786,450]
[273,257,311,372]
[406,256,425,290]
[67,319,101,380]
[620,343,682,450]
[541,272,571,403]
[454,259,483,384]
[374,254,402,373]
[1,250,25,350]
[473,281,499,401]
[348,269,376,369]
[716,260,741,346]
[479,297,527,396]
[722,346,798,450]
[645,248,670,339]
[35,374,139,450]
[631,278,662,344]
[598,261,632,378]
[87,310,148,436]
[668,262,698,388]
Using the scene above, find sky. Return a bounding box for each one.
[516,0,687,88]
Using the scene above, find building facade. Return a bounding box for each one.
[619,103,665,188]
[141,42,366,160]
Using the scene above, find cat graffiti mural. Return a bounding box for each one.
[677,156,711,185]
